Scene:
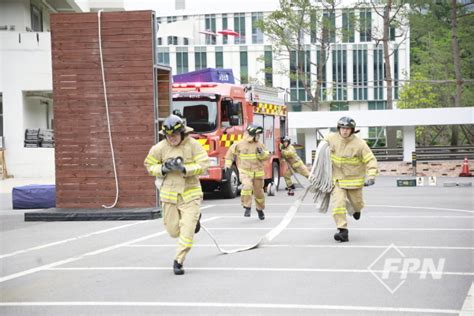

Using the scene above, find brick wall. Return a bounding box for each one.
[378,160,472,177]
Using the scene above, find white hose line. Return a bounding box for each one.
[98,10,120,209]
[202,145,326,254]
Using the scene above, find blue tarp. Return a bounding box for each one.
[12,184,56,209]
[173,68,235,84]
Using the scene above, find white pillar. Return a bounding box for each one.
[403,126,416,162]
[304,129,317,165]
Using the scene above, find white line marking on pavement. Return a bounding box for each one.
[202,214,473,219]
[47,266,474,276]
[0,301,461,314]
[368,205,474,214]
[208,203,474,213]
[200,205,215,210]
[0,217,220,283]
[203,227,474,231]
[127,244,474,250]
[0,222,147,260]
[460,282,474,316]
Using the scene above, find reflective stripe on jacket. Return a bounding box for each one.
[224,134,270,179]
[144,136,209,204]
[325,132,378,189]
[281,144,305,169]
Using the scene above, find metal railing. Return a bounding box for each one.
[372,146,474,161]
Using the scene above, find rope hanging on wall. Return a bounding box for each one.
[98,10,120,209]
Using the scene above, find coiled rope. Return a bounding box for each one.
[203,140,333,254]
[98,10,120,208]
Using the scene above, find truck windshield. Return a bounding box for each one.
[172,98,218,133]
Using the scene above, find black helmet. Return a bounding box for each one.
[280,136,291,143]
[246,124,264,136]
[162,115,185,135]
[337,116,356,129]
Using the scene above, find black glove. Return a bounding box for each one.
[170,157,185,172]
[256,147,263,154]
[364,178,375,186]
[162,163,172,175]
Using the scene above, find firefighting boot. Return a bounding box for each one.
[353,212,361,220]
[173,260,184,275]
[334,228,349,242]
[288,189,295,196]
[244,207,251,217]
[256,209,265,220]
[195,213,202,233]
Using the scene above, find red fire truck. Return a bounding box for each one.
[171,69,288,198]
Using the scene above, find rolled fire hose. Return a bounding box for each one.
[202,141,333,254]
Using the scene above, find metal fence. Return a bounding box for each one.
[372,146,474,161]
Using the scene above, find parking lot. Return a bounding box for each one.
[0,176,472,315]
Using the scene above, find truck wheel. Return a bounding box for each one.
[222,165,239,199]
[272,161,280,191]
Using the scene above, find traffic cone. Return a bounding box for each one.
[459,157,472,177]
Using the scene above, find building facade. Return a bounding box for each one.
[149,0,410,158]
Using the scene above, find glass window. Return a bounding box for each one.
[234,13,246,44]
[195,47,207,70]
[317,50,327,101]
[374,48,384,100]
[310,10,317,44]
[353,46,367,100]
[215,47,224,68]
[330,102,349,111]
[172,98,218,133]
[290,49,311,102]
[176,49,189,74]
[252,12,264,44]
[264,46,273,87]
[31,4,43,32]
[332,48,347,101]
[157,47,170,65]
[322,10,336,43]
[342,10,355,43]
[359,9,371,42]
[222,14,228,44]
[390,25,396,41]
[168,36,178,45]
[205,14,216,45]
[240,48,248,84]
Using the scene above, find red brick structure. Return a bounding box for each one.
[51,11,167,208]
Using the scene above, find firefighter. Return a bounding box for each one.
[225,124,270,220]
[325,117,378,242]
[144,115,209,275]
[280,136,310,195]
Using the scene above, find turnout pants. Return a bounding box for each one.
[162,196,201,264]
[240,174,265,210]
[283,164,310,188]
[331,183,364,229]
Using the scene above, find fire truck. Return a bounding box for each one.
[171,68,288,198]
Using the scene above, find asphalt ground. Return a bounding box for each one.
[0,176,473,315]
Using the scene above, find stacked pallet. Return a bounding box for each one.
[39,129,55,148]
[51,11,159,208]
[24,129,41,148]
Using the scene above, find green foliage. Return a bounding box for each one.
[398,72,437,109]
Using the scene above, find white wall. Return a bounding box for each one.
[1,31,54,177]
[0,0,30,32]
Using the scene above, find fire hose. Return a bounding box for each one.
[202,140,333,254]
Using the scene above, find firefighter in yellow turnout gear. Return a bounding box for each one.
[144,115,209,275]
[280,136,310,195]
[325,117,378,242]
[225,124,270,220]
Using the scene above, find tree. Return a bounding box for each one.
[407,1,474,145]
[257,0,341,111]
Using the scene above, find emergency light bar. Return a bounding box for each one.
[172,83,218,88]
